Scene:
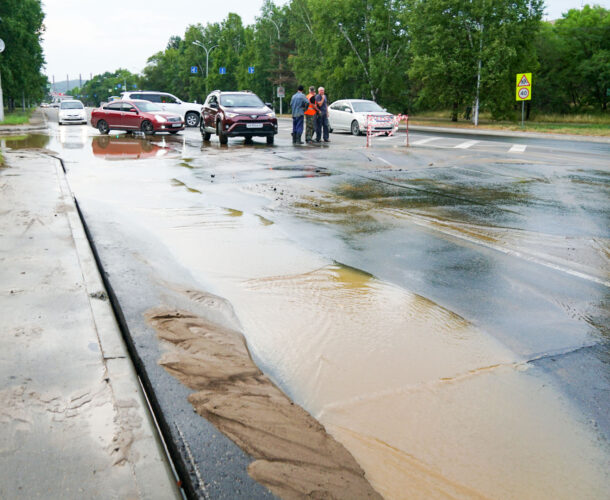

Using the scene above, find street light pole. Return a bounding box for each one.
[192,41,218,96]
[268,19,282,115]
[0,38,5,122]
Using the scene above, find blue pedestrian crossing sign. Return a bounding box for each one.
[190,66,198,74]
[248,66,255,74]
[219,67,226,75]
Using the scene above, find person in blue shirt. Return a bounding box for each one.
[290,85,309,144]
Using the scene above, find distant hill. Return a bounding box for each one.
[49,79,89,94]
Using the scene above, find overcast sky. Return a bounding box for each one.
[41,0,608,82]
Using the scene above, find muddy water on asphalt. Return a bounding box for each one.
[19,126,610,499]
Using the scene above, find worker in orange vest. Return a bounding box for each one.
[304,86,317,143]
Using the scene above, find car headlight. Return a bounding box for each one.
[266,112,276,118]
[224,112,238,118]
[154,114,166,123]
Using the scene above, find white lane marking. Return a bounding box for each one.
[509,144,527,153]
[392,210,610,288]
[454,140,478,149]
[411,137,440,146]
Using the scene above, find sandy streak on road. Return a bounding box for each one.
[145,307,382,500]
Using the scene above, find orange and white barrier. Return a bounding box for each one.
[366,114,409,147]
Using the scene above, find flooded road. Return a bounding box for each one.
[5,117,609,499]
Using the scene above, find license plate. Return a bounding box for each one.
[246,123,263,128]
[172,123,181,127]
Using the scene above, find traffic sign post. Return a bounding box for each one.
[219,67,226,75]
[248,66,254,74]
[277,86,285,115]
[516,72,532,128]
[190,66,198,74]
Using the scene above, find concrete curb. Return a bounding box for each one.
[54,157,182,499]
[405,124,610,143]
[277,117,609,143]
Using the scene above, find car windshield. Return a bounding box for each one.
[220,94,264,107]
[133,101,162,112]
[351,101,384,113]
[60,101,84,109]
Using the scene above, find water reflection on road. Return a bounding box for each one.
[19,123,610,498]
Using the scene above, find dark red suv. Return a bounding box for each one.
[200,90,277,145]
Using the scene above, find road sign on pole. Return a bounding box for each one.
[191,66,198,74]
[248,66,255,74]
[219,67,226,75]
[516,72,532,128]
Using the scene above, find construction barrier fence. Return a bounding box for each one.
[365,114,409,147]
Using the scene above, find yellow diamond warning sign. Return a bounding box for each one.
[516,72,532,101]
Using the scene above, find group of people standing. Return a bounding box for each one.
[289,85,330,144]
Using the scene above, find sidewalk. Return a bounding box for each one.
[0,149,180,499]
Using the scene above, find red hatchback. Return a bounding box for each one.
[91,99,185,135]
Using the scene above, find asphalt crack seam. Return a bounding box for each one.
[174,421,209,500]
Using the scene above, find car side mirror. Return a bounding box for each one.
[210,102,218,109]
[346,108,353,113]
[383,108,387,111]
[129,108,138,113]
[176,99,182,104]
[265,102,272,108]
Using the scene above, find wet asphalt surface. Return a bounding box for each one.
[4,109,609,498]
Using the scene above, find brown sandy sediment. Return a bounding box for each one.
[146,308,381,500]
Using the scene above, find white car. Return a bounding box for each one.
[328,99,394,136]
[58,100,87,125]
[120,91,201,127]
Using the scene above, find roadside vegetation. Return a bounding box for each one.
[0,0,46,111]
[2,1,608,133]
[0,109,35,126]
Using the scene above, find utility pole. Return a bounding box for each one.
[0,38,5,122]
[269,19,282,115]
[473,22,484,127]
[192,41,218,96]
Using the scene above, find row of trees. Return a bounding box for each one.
[71,1,609,119]
[0,0,47,111]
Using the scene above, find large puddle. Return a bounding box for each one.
[23,127,610,498]
[123,201,608,499]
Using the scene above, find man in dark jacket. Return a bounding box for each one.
[314,87,329,143]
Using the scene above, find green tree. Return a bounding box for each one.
[0,0,47,110]
[288,0,409,111]
[407,0,543,121]
[555,5,610,110]
[77,70,141,106]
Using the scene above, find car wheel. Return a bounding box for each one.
[141,120,154,135]
[266,135,274,145]
[217,122,228,145]
[185,112,200,127]
[97,120,109,134]
[200,123,211,141]
[351,120,361,136]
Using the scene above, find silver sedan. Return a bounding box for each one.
[328,99,394,136]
